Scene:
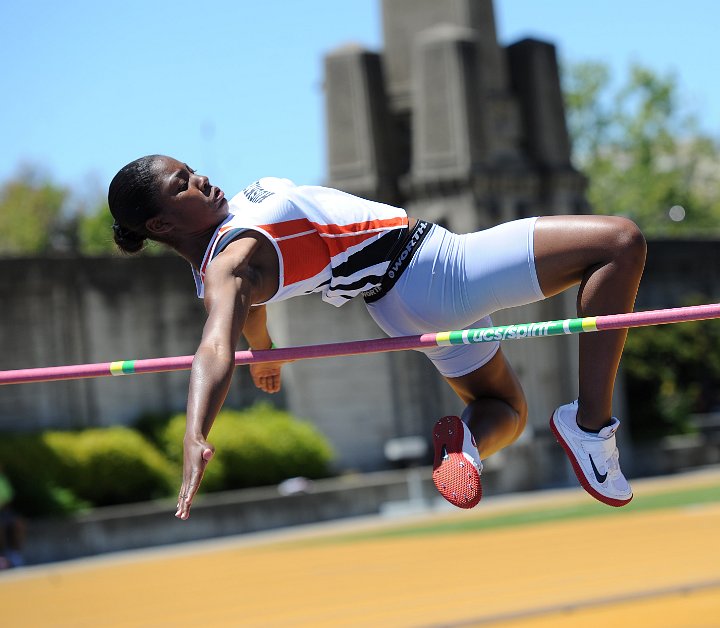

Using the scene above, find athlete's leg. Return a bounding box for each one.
[431,348,526,508]
[444,348,527,459]
[533,215,646,429]
[432,214,645,508]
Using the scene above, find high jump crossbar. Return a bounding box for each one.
[2,303,720,386]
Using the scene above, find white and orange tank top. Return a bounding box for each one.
[192,178,408,307]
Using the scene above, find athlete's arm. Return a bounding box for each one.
[244,304,285,394]
[175,234,263,520]
[244,304,272,350]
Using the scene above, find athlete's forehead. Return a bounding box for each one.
[155,156,188,178]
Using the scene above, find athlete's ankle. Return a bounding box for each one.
[576,403,613,433]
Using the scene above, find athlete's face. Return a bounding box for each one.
[152,156,229,235]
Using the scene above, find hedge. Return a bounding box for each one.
[0,403,335,517]
[160,403,335,491]
[42,427,177,506]
[0,433,88,517]
[0,427,176,516]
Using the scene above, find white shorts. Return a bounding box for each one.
[365,218,545,378]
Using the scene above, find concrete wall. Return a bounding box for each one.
[0,255,271,432]
[0,253,571,479]
[1,238,715,478]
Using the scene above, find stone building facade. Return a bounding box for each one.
[325,0,588,227]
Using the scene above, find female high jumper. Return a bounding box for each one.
[108,155,646,518]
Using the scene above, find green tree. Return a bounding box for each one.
[564,61,720,235]
[0,167,69,254]
[76,198,117,255]
[623,310,720,440]
[76,195,167,257]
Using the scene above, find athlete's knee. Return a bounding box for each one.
[608,217,647,269]
[463,393,526,429]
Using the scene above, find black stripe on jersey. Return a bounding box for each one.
[329,273,387,296]
[330,228,405,283]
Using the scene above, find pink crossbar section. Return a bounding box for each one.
[0,335,433,385]
[0,356,189,385]
[595,303,720,330]
[2,303,720,385]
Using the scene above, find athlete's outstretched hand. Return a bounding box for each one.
[175,434,214,520]
[250,361,284,394]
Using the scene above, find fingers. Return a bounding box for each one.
[175,484,186,516]
[250,363,284,394]
[259,374,281,394]
[175,484,190,520]
[175,446,214,521]
[252,370,282,393]
[175,478,196,520]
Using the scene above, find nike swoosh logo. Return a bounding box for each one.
[589,454,608,483]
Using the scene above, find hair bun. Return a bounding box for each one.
[112,221,146,254]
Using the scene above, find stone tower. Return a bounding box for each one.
[324,0,587,234]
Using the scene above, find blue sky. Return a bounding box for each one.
[2,0,718,207]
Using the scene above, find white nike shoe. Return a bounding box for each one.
[550,400,633,507]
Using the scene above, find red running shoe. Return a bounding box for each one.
[432,416,483,509]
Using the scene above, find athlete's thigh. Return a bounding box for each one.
[461,217,545,315]
[533,214,642,298]
[444,347,526,413]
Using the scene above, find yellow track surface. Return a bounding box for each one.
[2,471,719,627]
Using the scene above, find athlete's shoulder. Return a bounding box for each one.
[258,177,296,191]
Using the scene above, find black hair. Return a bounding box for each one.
[108,155,164,254]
